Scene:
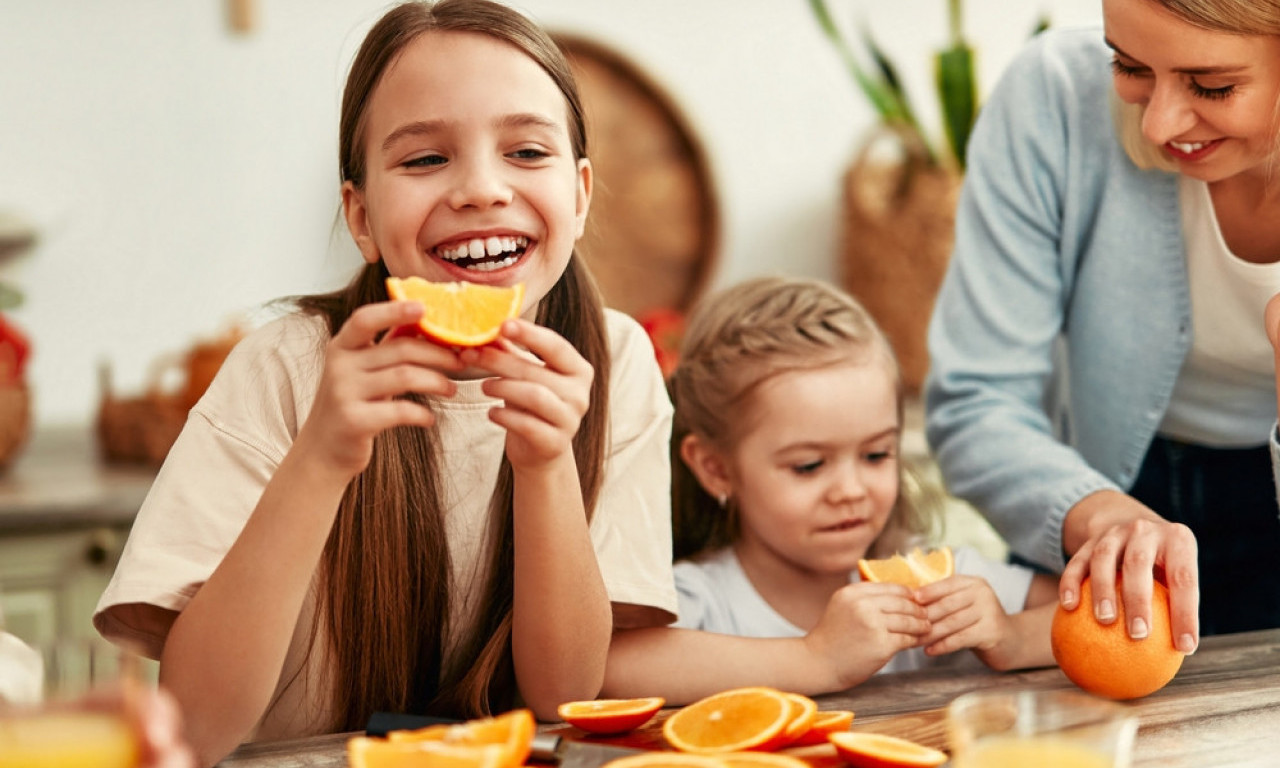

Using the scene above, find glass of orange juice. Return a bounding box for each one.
[0,636,142,768]
[948,688,1138,768]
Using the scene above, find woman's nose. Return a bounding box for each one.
[447,157,513,209]
[1141,79,1198,147]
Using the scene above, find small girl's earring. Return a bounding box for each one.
[716,493,728,509]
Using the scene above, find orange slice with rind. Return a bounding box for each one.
[558,696,666,734]
[384,709,534,767]
[828,731,947,768]
[602,754,728,768]
[858,547,954,590]
[790,709,855,747]
[347,737,508,768]
[663,687,794,754]
[385,276,524,348]
[777,693,818,746]
[719,752,811,768]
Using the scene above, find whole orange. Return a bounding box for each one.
[1051,576,1184,700]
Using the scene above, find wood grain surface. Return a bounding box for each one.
[220,628,1280,767]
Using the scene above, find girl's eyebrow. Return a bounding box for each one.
[1104,37,1251,76]
[380,113,563,153]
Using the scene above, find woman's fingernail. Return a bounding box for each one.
[1096,600,1115,622]
[1178,634,1197,655]
[1129,617,1148,639]
[1061,590,1076,608]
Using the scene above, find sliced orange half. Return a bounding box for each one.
[385,709,534,767]
[602,754,728,768]
[347,737,507,768]
[385,276,525,348]
[828,731,947,768]
[789,709,855,747]
[558,696,666,734]
[663,687,794,754]
[857,547,954,590]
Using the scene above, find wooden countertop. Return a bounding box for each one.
[0,426,154,534]
[219,627,1280,767]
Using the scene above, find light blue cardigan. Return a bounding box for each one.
[924,26,1280,573]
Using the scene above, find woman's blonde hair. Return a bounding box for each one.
[668,276,939,562]
[294,0,609,729]
[1114,0,1280,171]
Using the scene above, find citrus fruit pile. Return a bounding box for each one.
[347,709,534,768]
[857,547,954,590]
[385,277,525,348]
[1051,576,1185,699]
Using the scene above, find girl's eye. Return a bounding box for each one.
[1190,80,1235,100]
[1110,58,1145,78]
[404,154,447,168]
[792,460,823,476]
[509,147,550,160]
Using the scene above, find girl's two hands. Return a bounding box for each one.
[805,582,931,689]
[459,318,593,470]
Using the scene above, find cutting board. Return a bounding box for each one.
[543,706,950,767]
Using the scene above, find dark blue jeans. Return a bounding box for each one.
[1128,435,1280,636]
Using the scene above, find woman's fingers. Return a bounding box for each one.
[1159,524,1200,653]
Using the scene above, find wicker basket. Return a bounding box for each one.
[840,133,961,395]
[0,380,31,471]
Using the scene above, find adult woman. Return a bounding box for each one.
[925,0,1280,651]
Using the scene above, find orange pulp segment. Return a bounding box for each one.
[857,547,954,590]
[663,687,794,754]
[558,697,666,734]
[790,709,855,746]
[828,731,947,768]
[385,708,534,767]
[385,277,524,347]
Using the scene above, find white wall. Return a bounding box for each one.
[0,0,1102,427]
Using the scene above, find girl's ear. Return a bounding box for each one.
[573,158,593,239]
[341,181,381,265]
[679,433,732,501]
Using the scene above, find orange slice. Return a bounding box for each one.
[663,687,794,754]
[385,277,525,347]
[828,732,947,768]
[347,737,507,768]
[558,697,666,734]
[790,710,855,747]
[857,547,954,590]
[719,753,810,768]
[385,709,534,767]
[776,693,818,747]
[602,755,728,768]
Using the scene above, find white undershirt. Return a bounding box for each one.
[1158,176,1280,447]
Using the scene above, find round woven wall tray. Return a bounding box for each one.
[553,33,720,318]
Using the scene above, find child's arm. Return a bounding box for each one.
[602,583,931,705]
[160,301,462,767]
[459,319,613,719]
[914,572,1059,671]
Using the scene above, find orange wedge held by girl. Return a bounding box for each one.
[385,277,524,347]
[828,731,947,768]
[857,547,954,590]
[663,687,794,754]
[558,697,666,735]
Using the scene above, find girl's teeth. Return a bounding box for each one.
[438,235,528,261]
[1171,141,1207,153]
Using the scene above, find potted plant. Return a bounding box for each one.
[807,0,1045,393]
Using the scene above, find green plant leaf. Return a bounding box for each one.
[935,42,976,170]
[0,284,23,311]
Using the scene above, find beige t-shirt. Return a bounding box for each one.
[93,308,677,741]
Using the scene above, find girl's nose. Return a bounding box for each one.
[1141,79,1198,147]
[448,157,513,210]
[828,463,867,503]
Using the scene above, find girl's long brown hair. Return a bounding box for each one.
[668,276,936,562]
[294,0,609,729]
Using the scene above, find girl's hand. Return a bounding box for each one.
[459,318,593,470]
[915,576,1019,668]
[1060,490,1199,655]
[804,582,931,688]
[296,300,463,479]
[131,687,197,768]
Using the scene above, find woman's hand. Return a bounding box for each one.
[805,582,932,689]
[1060,490,1199,654]
[459,318,593,470]
[295,300,463,480]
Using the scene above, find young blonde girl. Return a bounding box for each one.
[606,277,1057,705]
[93,2,676,764]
